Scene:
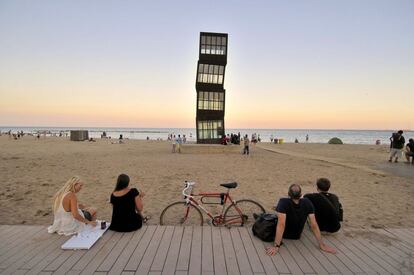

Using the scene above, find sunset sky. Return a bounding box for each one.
[0,1,413,130]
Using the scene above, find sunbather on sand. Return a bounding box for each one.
[48,176,97,235]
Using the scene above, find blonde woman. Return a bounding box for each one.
[48,176,97,235]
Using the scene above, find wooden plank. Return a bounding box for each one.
[175,271,188,275]
[246,227,279,275]
[229,227,253,275]
[0,225,34,249]
[71,230,115,271]
[366,229,413,271]
[24,245,65,275]
[0,227,48,268]
[220,227,239,275]
[283,239,314,273]
[384,228,414,251]
[0,228,58,269]
[0,226,44,260]
[79,232,124,275]
[378,228,414,254]
[291,237,329,274]
[0,225,19,241]
[97,232,134,272]
[333,233,390,274]
[352,234,402,273]
[124,225,157,271]
[0,230,64,274]
[161,226,184,275]
[67,270,81,275]
[277,239,303,275]
[301,231,351,274]
[135,226,166,275]
[108,227,148,275]
[325,233,377,274]
[148,272,161,275]
[21,235,67,270]
[388,228,414,247]
[52,250,87,274]
[238,228,264,274]
[201,226,214,274]
[175,227,192,271]
[151,226,174,272]
[211,227,226,275]
[188,226,202,275]
[42,250,74,271]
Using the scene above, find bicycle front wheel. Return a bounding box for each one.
[224,199,265,227]
[160,201,204,226]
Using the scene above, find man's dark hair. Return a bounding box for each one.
[316,178,331,192]
[409,138,414,143]
[288,184,302,199]
[398,130,403,134]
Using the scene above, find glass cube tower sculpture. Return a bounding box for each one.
[195,32,228,144]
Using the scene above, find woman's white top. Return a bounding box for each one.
[47,192,85,236]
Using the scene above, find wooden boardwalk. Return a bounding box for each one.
[0,225,413,275]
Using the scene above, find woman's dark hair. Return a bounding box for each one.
[115,174,130,191]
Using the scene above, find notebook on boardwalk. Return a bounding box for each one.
[61,221,110,250]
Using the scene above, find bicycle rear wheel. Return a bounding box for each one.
[224,199,265,227]
[160,201,204,226]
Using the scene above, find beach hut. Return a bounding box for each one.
[195,32,228,144]
[70,130,89,141]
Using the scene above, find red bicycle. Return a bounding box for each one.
[160,181,265,226]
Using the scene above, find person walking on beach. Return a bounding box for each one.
[243,134,250,155]
[304,178,342,233]
[176,134,183,153]
[389,130,405,163]
[265,184,336,256]
[172,135,177,153]
[405,138,414,164]
[306,134,309,142]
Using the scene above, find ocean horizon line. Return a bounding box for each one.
[0,125,411,132]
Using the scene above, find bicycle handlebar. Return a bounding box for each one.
[183,181,195,201]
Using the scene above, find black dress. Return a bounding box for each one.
[109,188,142,232]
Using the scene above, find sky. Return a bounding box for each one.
[0,0,413,130]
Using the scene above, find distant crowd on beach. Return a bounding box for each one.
[388,130,414,165]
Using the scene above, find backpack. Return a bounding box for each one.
[252,213,277,242]
[320,193,343,222]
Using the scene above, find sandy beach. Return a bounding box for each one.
[0,136,413,230]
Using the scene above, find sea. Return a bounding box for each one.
[1,126,413,145]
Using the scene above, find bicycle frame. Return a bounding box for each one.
[183,182,244,226]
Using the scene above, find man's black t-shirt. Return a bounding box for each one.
[304,193,341,233]
[407,142,414,152]
[392,133,405,149]
[276,198,314,239]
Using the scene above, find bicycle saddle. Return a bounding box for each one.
[220,182,238,189]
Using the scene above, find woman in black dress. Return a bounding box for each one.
[109,174,145,232]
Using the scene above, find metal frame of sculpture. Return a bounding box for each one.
[195,32,228,144]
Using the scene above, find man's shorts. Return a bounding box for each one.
[390,148,402,158]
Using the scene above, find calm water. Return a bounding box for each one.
[1,126,413,145]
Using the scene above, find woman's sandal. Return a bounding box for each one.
[143,215,151,223]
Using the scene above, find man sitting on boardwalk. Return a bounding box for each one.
[304,178,342,233]
[266,184,336,256]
